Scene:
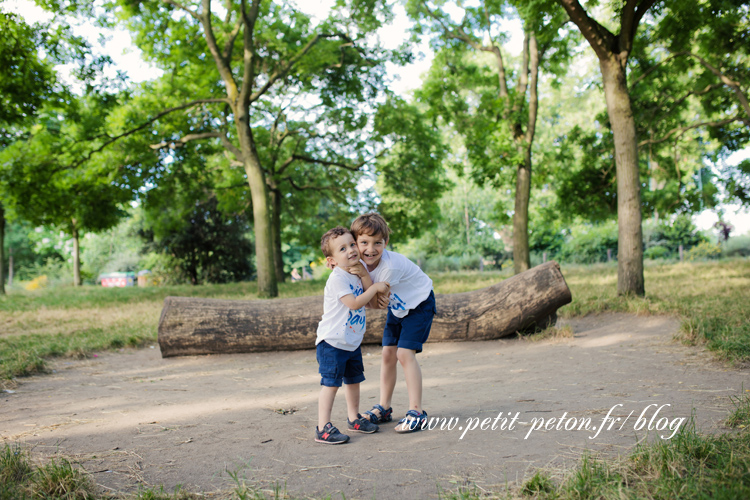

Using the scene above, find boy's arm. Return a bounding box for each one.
[345,262,384,308]
[339,282,389,310]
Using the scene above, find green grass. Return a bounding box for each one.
[0,442,299,499]
[559,259,750,363]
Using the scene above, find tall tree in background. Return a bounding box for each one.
[408,0,571,274]
[91,0,395,297]
[0,12,54,294]
[556,0,749,295]
[1,93,134,286]
[555,0,657,295]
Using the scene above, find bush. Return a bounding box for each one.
[686,241,721,261]
[560,222,618,264]
[423,255,459,273]
[644,245,670,260]
[723,235,750,257]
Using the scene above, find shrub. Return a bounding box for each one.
[723,235,750,258]
[686,241,721,261]
[644,245,670,260]
[560,222,618,263]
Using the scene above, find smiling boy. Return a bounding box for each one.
[314,226,390,444]
[351,213,436,433]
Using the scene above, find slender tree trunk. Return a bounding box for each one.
[513,149,532,274]
[601,57,645,296]
[0,203,5,295]
[269,188,285,283]
[72,226,81,287]
[237,128,277,297]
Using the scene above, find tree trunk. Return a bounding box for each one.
[158,261,572,357]
[600,57,645,296]
[72,227,81,286]
[513,151,532,274]
[0,203,5,295]
[270,188,285,283]
[237,121,278,298]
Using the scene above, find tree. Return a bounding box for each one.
[0,11,55,294]
[407,0,572,274]
[554,0,657,295]
[140,196,254,284]
[1,94,133,286]
[87,0,397,297]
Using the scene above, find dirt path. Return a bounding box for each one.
[1,313,747,499]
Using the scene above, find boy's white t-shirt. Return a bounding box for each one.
[315,267,366,351]
[367,250,433,318]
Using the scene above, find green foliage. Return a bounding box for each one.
[140,196,254,285]
[559,221,618,264]
[374,96,449,240]
[0,12,55,144]
[686,241,722,261]
[723,234,750,257]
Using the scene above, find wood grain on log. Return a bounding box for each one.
[158,261,572,357]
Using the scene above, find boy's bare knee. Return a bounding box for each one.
[396,348,416,365]
[382,346,398,365]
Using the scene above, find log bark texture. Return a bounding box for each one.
[158,261,572,358]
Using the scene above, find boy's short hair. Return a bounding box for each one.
[351,213,392,241]
[321,226,352,258]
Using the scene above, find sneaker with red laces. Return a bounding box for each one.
[315,422,350,444]
[347,414,379,433]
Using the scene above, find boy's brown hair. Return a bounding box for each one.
[320,226,352,258]
[351,213,392,241]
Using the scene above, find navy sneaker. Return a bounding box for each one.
[347,414,380,433]
[315,422,350,444]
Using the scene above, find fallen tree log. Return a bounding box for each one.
[158,261,572,357]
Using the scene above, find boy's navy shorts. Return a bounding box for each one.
[383,290,436,353]
[316,341,365,387]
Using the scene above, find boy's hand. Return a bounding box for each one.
[377,289,390,309]
[345,262,367,278]
[372,281,390,294]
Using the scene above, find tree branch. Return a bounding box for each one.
[631,51,750,119]
[638,114,747,147]
[248,32,348,103]
[199,0,239,102]
[55,99,230,173]
[163,0,199,20]
[557,0,616,60]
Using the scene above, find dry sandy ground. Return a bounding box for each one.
[2,313,748,499]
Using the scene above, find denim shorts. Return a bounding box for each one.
[383,290,436,353]
[316,341,365,387]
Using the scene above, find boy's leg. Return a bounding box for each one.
[344,382,360,422]
[318,385,338,430]
[397,348,422,412]
[379,346,398,410]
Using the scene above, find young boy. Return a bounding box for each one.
[315,226,390,444]
[351,213,436,433]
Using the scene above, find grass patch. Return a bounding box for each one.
[514,420,750,499]
[559,259,750,363]
[0,443,294,499]
[726,393,750,429]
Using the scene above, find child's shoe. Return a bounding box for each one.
[395,410,428,433]
[364,404,393,424]
[347,414,379,433]
[315,422,350,444]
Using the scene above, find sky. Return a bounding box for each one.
[4,0,748,237]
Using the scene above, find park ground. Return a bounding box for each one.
[1,259,750,498]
